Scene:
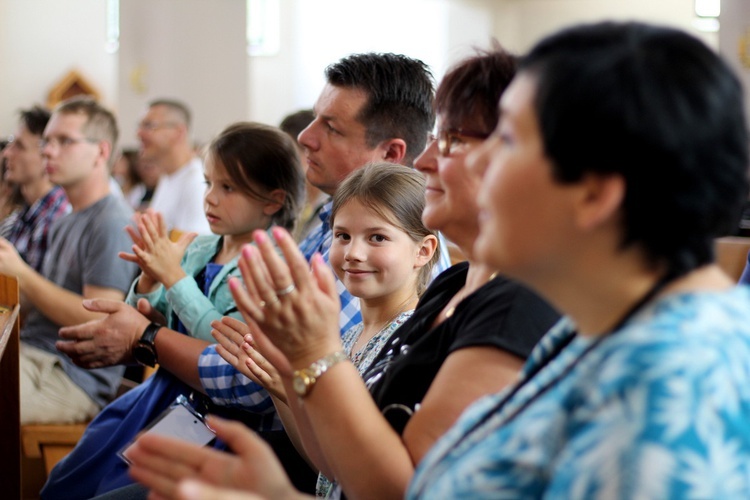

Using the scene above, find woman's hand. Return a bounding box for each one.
[228,227,342,370]
[119,210,197,290]
[128,416,303,500]
[211,317,288,403]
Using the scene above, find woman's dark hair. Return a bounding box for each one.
[331,163,440,296]
[521,21,749,275]
[436,43,517,134]
[207,122,304,231]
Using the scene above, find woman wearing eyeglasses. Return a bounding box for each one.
[126,47,559,500]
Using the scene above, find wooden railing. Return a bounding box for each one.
[0,274,22,499]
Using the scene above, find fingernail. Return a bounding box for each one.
[272,226,286,241]
[254,230,267,244]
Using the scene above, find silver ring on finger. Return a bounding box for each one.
[275,283,295,297]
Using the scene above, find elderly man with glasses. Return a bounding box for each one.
[136,99,210,235]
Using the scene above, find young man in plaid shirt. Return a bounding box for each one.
[1,105,70,272]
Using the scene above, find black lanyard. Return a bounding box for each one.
[444,272,678,462]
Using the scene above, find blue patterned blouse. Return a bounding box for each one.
[409,287,750,498]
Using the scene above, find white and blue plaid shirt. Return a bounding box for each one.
[198,200,452,409]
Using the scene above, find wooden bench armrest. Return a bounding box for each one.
[21,423,90,459]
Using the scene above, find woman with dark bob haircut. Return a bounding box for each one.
[410,21,750,497]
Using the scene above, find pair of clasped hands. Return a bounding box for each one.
[58,213,341,499]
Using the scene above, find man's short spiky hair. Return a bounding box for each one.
[325,53,435,165]
[55,96,119,158]
[148,98,192,130]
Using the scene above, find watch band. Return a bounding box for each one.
[134,322,162,367]
[140,322,161,345]
[292,351,348,398]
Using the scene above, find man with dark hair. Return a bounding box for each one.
[137,98,209,235]
[1,105,70,271]
[0,96,137,424]
[292,52,446,333]
[323,53,434,166]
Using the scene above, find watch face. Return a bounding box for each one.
[293,372,314,397]
[134,344,157,367]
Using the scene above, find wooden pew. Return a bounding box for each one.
[0,275,22,499]
[20,366,157,478]
[715,236,750,282]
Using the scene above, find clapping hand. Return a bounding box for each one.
[120,209,197,292]
[228,227,342,371]
[211,316,288,403]
[128,416,302,499]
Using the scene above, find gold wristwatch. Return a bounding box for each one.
[292,351,348,398]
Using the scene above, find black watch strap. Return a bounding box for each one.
[134,322,162,367]
[140,322,161,345]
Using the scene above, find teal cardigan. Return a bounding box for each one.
[125,234,243,341]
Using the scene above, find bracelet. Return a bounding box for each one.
[292,351,348,398]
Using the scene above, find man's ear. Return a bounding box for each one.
[414,234,438,269]
[97,140,113,170]
[574,173,625,231]
[381,139,408,164]
[262,189,287,216]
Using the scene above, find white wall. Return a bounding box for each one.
[117,0,248,149]
[0,0,116,136]
[490,0,717,53]
[0,0,733,142]
[248,0,495,128]
[720,0,750,124]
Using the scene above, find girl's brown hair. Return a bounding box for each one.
[207,122,304,230]
[331,163,439,295]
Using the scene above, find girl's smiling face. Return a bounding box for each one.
[330,199,430,303]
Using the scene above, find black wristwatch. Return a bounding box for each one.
[133,322,162,367]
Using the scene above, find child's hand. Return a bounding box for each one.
[121,210,197,289]
[211,317,288,404]
[241,338,287,404]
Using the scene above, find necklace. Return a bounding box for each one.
[350,294,417,362]
[444,271,498,319]
[431,270,679,470]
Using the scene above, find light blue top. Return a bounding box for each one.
[409,286,750,499]
[125,234,244,341]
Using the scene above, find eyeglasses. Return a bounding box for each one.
[429,128,489,157]
[137,121,178,132]
[39,135,98,151]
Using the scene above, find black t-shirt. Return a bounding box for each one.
[364,262,560,434]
